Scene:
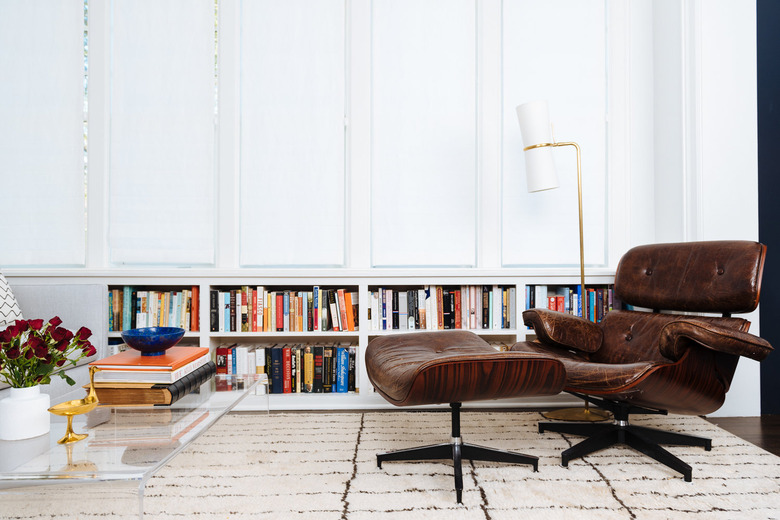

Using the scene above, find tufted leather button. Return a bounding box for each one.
[625,333,633,341]
[645,268,653,275]
[717,267,725,275]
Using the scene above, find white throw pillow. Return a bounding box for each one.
[0,272,23,330]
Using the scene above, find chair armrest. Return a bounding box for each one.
[659,319,773,362]
[522,308,603,353]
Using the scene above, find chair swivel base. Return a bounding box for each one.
[376,403,538,503]
[539,393,711,482]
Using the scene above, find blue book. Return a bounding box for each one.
[336,348,348,393]
[283,292,290,332]
[313,286,319,331]
[577,286,583,318]
[122,286,133,331]
[270,347,283,394]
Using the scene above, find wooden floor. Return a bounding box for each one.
[706,415,780,456]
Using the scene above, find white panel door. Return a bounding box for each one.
[109,0,216,265]
[239,0,346,267]
[502,0,607,267]
[0,1,86,266]
[371,0,478,267]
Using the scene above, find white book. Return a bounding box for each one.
[535,285,548,310]
[509,287,516,329]
[492,285,501,330]
[235,345,249,376]
[398,291,408,330]
[256,286,264,332]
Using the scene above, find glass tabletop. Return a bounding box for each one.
[0,375,259,485]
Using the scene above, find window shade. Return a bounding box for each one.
[239,0,346,267]
[370,0,478,267]
[108,0,216,265]
[0,1,86,266]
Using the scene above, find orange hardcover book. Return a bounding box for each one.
[337,289,349,332]
[90,347,209,371]
[344,292,355,331]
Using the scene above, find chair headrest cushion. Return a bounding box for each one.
[614,241,766,314]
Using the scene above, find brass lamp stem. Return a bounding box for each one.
[523,141,587,320]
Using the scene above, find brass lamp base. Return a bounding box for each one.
[543,406,610,422]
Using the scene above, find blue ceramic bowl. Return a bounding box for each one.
[120,327,185,356]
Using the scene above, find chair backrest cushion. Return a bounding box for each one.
[614,241,766,314]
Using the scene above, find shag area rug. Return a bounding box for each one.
[6,411,780,519]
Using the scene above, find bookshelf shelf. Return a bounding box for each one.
[4,268,616,411]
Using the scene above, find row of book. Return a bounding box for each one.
[216,343,359,394]
[367,286,517,331]
[89,346,215,406]
[209,287,358,333]
[108,286,200,332]
[526,285,614,323]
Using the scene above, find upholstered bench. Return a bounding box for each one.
[366,330,566,502]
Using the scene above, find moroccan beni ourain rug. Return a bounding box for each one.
[6,411,780,519]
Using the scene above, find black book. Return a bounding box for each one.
[348,346,356,392]
[158,361,216,406]
[229,289,237,332]
[411,290,419,329]
[270,346,284,394]
[482,286,490,329]
[442,291,452,329]
[210,289,219,332]
[392,291,399,329]
[322,346,334,393]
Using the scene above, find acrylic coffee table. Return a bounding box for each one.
[0,374,262,520]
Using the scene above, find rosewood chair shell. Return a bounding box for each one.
[366,330,566,503]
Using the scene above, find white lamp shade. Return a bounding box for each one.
[524,147,559,192]
[516,100,558,192]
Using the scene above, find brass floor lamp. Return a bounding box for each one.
[516,100,609,422]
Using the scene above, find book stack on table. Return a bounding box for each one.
[88,347,215,406]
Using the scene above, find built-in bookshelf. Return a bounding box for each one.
[7,269,615,411]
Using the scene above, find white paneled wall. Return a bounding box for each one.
[0,0,87,266]
[501,0,607,267]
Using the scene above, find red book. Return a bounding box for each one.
[276,293,284,331]
[215,346,230,375]
[454,290,462,329]
[283,347,292,393]
[190,285,199,332]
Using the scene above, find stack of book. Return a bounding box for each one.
[89,346,215,406]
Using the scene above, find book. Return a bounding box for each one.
[322,346,334,393]
[270,346,284,394]
[91,347,209,371]
[312,346,324,393]
[303,345,314,392]
[336,347,348,393]
[90,361,216,406]
[92,350,211,384]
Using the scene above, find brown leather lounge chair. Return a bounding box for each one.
[512,240,773,481]
[366,330,566,503]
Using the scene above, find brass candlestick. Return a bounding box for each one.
[48,366,100,444]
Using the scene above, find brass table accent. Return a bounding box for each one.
[48,366,99,444]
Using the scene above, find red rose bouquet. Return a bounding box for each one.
[0,317,96,388]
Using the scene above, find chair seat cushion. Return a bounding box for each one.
[366,330,566,407]
[511,341,656,393]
